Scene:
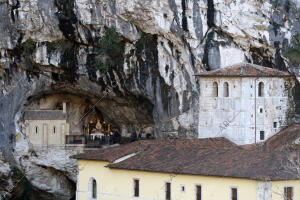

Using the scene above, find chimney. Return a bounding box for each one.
[63,102,67,113]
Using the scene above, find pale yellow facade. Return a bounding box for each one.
[272,181,300,200]
[25,119,69,146]
[76,160,300,200]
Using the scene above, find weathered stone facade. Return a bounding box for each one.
[24,119,68,146]
[23,103,70,146]
[197,64,295,145]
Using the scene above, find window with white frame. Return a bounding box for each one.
[88,177,97,200]
[284,186,293,200]
[231,187,237,200]
[92,179,97,199]
[165,182,171,200]
[133,179,139,197]
[195,185,201,200]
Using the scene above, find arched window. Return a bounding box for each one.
[92,179,97,199]
[212,82,218,97]
[223,82,229,97]
[53,126,56,134]
[258,82,264,97]
[88,178,97,199]
[35,126,38,134]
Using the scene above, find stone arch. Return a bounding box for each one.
[88,177,97,200]
[258,82,264,97]
[212,82,218,97]
[223,82,229,97]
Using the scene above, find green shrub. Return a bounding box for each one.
[90,28,125,73]
[16,39,37,71]
[19,39,36,55]
[46,39,66,54]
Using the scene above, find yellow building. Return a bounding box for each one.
[72,136,300,200]
[24,102,70,146]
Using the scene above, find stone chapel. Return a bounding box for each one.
[195,63,295,145]
[24,102,70,146]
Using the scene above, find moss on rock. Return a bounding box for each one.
[45,39,66,55]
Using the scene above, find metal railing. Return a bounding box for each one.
[65,134,130,148]
[66,135,86,145]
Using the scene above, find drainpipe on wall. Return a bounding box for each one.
[254,78,258,144]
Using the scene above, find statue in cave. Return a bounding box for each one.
[95,120,102,132]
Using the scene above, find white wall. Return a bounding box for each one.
[198,76,294,145]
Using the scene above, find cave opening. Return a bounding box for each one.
[20,92,155,149]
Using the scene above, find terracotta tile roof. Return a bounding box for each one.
[71,138,236,162]
[265,123,300,151]
[72,138,299,181]
[194,63,291,77]
[241,124,300,151]
[24,110,67,120]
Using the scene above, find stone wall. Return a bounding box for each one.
[198,76,295,145]
[25,119,68,146]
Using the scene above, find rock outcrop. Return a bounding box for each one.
[0,0,299,199]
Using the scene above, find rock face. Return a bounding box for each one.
[0,0,299,199]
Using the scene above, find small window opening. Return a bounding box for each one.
[53,126,56,134]
[258,82,264,97]
[35,126,38,134]
[231,188,237,200]
[284,187,293,200]
[260,108,263,113]
[181,185,185,192]
[134,179,139,197]
[223,82,229,97]
[196,185,202,200]
[273,122,278,128]
[260,131,265,140]
[212,82,218,97]
[166,182,171,200]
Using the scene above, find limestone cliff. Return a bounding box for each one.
[0,0,299,199]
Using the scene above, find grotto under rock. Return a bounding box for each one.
[0,0,299,199]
